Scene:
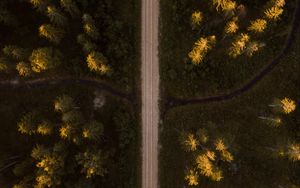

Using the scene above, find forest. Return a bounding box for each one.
[0,0,140,92]
[0,0,140,187]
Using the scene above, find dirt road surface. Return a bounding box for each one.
[141,0,159,187]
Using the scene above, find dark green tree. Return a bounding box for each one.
[60,0,80,18]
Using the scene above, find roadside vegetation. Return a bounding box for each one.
[160,0,297,98]
[0,0,140,92]
[159,18,300,187]
[0,85,140,187]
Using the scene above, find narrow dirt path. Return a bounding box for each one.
[141,0,159,187]
[0,77,132,101]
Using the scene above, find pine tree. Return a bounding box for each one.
[181,133,199,152]
[54,95,74,113]
[191,11,203,29]
[0,62,8,72]
[3,45,29,60]
[224,17,239,35]
[37,121,53,135]
[60,0,80,18]
[82,121,104,141]
[76,150,107,178]
[39,24,65,44]
[61,110,84,125]
[248,19,267,33]
[287,143,300,161]
[258,116,282,127]
[269,98,296,114]
[29,0,51,12]
[185,169,199,186]
[18,112,39,135]
[77,34,97,53]
[215,138,234,162]
[12,181,29,188]
[228,33,250,58]
[264,6,284,20]
[31,145,64,187]
[188,35,216,65]
[82,14,99,40]
[16,62,32,77]
[0,7,18,26]
[245,41,265,57]
[47,5,68,27]
[86,51,110,74]
[212,0,236,13]
[195,153,223,181]
[30,47,62,73]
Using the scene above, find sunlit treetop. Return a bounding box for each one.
[228,33,250,58]
[182,133,199,152]
[280,98,296,114]
[248,19,267,33]
[212,0,237,12]
[59,124,74,139]
[29,47,62,73]
[224,17,239,35]
[185,169,199,186]
[37,121,53,135]
[188,35,216,65]
[287,143,300,161]
[191,11,203,29]
[264,6,284,20]
[0,62,8,72]
[39,24,65,44]
[86,51,110,74]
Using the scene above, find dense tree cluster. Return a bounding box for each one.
[14,95,110,187]
[188,0,286,64]
[180,126,234,186]
[0,0,136,85]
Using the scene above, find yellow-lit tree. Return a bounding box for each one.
[46,6,68,27]
[228,33,250,58]
[248,19,267,33]
[76,150,107,178]
[180,128,234,185]
[29,0,51,12]
[82,14,99,40]
[264,0,285,20]
[245,41,265,57]
[191,11,203,29]
[60,0,80,18]
[212,0,236,13]
[224,17,239,35]
[269,98,296,114]
[181,133,199,152]
[185,169,199,186]
[16,62,32,77]
[0,62,8,72]
[287,144,300,161]
[39,24,65,44]
[188,35,216,65]
[86,51,110,74]
[29,47,62,73]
